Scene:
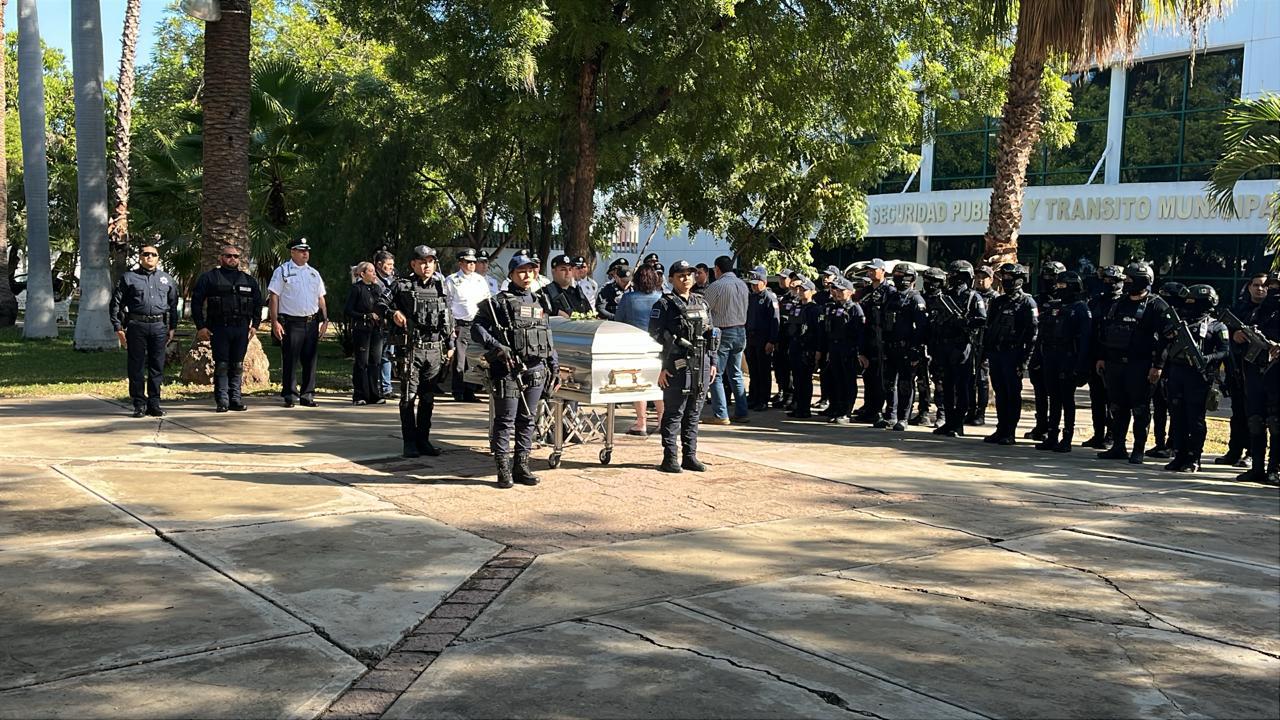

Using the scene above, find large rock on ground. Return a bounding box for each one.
[180,334,271,387]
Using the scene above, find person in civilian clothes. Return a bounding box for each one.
[345,262,388,405]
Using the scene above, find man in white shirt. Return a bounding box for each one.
[445,248,491,402]
[475,251,502,295]
[574,255,599,306]
[268,238,328,407]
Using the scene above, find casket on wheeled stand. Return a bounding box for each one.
[466,317,664,467]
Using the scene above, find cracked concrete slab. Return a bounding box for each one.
[60,465,396,532]
[0,535,309,690]
[860,497,1123,541]
[391,604,971,720]
[0,634,363,719]
[0,468,145,550]
[463,510,983,640]
[680,574,1280,719]
[1104,483,1280,518]
[999,530,1280,656]
[169,510,500,660]
[1067,511,1280,569]
[0,417,222,464]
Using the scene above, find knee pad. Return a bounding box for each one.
[1247,415,1266,435]
[214,361,229,378]
[229,362,244,376]
[1131,405,1150,424]
[400,393,417,407]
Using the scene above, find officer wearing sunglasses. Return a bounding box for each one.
[110,244,179,417]
[192,244,264,412]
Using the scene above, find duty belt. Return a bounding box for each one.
[127,312,166,323]
[280,313,316,322]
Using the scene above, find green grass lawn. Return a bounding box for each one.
[0,325,354,401]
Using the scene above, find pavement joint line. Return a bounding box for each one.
[1064,526,1280,571]
[667,599,997,720]
[577,617,887,719]
[47,464,364,664]
[847,507,1004,544]
[0,630,313,694]
[318,548,537,720]
[990,542,1280,659]
[162,507,401,535]
[1110,627,1193,718]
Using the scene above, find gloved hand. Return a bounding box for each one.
[1015,363,1028,379]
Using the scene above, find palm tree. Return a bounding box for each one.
[0,0,17,328]
[16,0,57,339]
[108,0,142,281]
[983,0,1231,264]
[71,0,116,350]
[1206,93,1280,264]
[201,0,252,272]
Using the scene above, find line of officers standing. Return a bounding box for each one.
[749,258,1280,484]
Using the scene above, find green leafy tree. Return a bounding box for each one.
[1207,93,1280,263]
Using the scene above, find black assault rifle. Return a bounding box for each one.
[1220,309,1279,372]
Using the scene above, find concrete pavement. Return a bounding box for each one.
[0,393,1275,719]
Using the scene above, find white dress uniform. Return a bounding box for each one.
[484,274,501,296]
[578,276,599,306]
[267,259,327,403]
[445,269,492,398]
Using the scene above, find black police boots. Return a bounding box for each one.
[402,439,420,459]
[495,455,515,488]
[1035,430,1059,451]
[659,453,683,473]
[513,452,541,485]
[681,454,706,472]
[416,437,442,457]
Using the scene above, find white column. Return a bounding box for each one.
[918,139,934,192]
[1104,65,1126,185]
[916,234,929,265]
[1100,234,1116,267]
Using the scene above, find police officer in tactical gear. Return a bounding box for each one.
[1147,281,1190,459]
[969,266,998,425]
[1026,260,1066,440]
[878,266,927,431]
[855,259,891,422]
[1216,281,1254,467]
[932,260,987,437]
[649,260,720,473]
[473,253,560,488]
[816,276,864,424]
[192,243,263,412]
[983,263,1038,445]
[913,267,949,427]
[745,268,780,411]
[1095,262,1177,464]
[111,244,179,417]
[1034,271,1091,452]
[1082,265,1125,448]
[787,278,822,418]
[1231,272,1280,484]
[1163,284,1229,472]
[595,259,631,320]
[389,246,455,459]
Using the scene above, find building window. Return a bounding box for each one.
[1030,69,1111,186]
[1121,49,1243,183]
[931,117,998,191]
[612,222,638,253]
[1116,234,1268,300]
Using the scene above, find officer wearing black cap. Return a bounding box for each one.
[816,275,864,423]
[788,277,821,418]
[855,259,891,422]
[745,267,780,411]
[111,243,179,417]
[983,263,1038,444]
[543,254,593,317]
[1034,271,1092,452]
[969,265,998,425]
[573,255,598,306]
[595,259,631,319]
[192,243,263,412]
[879,265,927,431]
[649,259,720,473]
[812,266,840,413]
[268,237,329,407]
[389,245,455,458]
[1025,260,1067,440]
[1082,265,1125,448]
[773,269,798,409]
[643,252,660,267]
[473,252,560,488]
[475,251,501,295]
[1094,261,1177,464]
[932,261,986,437]
[1163,284,1229,472]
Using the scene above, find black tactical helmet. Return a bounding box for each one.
[923,267,947,285]
[1123,262,1155,283]
[892,265,918,279]
[1158,281,1189,302]
[1040,260,1066,280]
[948,260,975,283]
[1056,270,1084,295]
[1099,264,1125,281]
[998,262,1028,280]
[1187,283,1219,312]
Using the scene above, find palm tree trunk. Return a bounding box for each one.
[108,0,141,282]
[983,36,1046,266]
[17,0,57,339]
[71,0,116,351]
[201,0,252,272]
[0,0,18,328]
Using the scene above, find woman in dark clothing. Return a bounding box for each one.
[345,262,386,405]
